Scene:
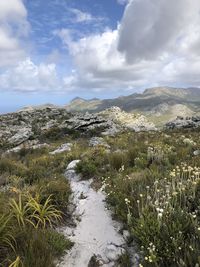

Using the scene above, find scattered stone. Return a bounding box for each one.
[66,160,81,170]
[50,143,73,155]
[122,230,131,242]
[89,137,110,149]
[88,255,101,267]
[105,244,125,262]
[31,143,49,150]
[193,150,200,156]
[4,140,49,154]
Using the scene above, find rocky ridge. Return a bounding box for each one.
[165,116,200,129]
[0,107,156,149]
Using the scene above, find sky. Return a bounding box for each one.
[0,0,200,113]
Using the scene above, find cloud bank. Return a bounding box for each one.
[0,0,29,67]
[1,0,200,93]
[56,0,200,92]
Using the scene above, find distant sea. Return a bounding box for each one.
[0,106,19,114]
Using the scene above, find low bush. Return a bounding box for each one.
[76,160,97,179]
[0,145,73,266]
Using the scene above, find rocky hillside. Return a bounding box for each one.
[65,87,200,126]
[0,107,155,150]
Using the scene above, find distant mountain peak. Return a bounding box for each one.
[71,97,86,102]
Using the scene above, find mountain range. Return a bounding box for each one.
[65,87,200,126]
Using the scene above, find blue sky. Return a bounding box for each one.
[0,0,200,113]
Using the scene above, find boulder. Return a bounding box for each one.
[7,127,33,146]
[67,160,81,170]
[89,137,110,149]
[193,150,200,156]
[50,143,73,155]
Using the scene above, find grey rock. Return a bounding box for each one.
[4,140,49,155]
[50,143,73,155]
[0,105,156,150]
[166,116,200,129]
[122,230,131,242]
[89,137,110,149]
[8,127,33,145]
[100,106,156,132]
[88,255,101,267]
[105,244,125,262]
[65,112,120,135]
[67,160,81,170]
[65,169,79,180]
[194,150,200,156]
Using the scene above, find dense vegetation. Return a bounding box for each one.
[0,143,76,266]
[75,128,200,266]
[1,126,200,266]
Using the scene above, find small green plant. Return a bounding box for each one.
[76,160,97,179]
[10,195,29,227]
[0,214,15,251]
[46,229,74,257]
[27,195,62,229]
[9,256,23,267]
[109,152,128,171]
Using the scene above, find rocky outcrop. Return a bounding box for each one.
[166,116,200,129]
[100,106,156,132]
[7,127,33,146]
[0,107,70,146]
[0,106,157,149]
[64,112,121,135]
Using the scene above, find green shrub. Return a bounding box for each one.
[39,177,71,211]
[109,152,129,171]
[13,227,72,267]
[76,160,97,179]
[0,158,27,178]
[46,229,73,257]
[15,228,55,267]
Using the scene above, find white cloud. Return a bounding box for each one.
[0,0,27,21]
[57,0,200,92]
[69,8,102,23]
[0,58,60,92]
[2,0,200,93]
[118,0,200,63]
[0,0,29,67]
